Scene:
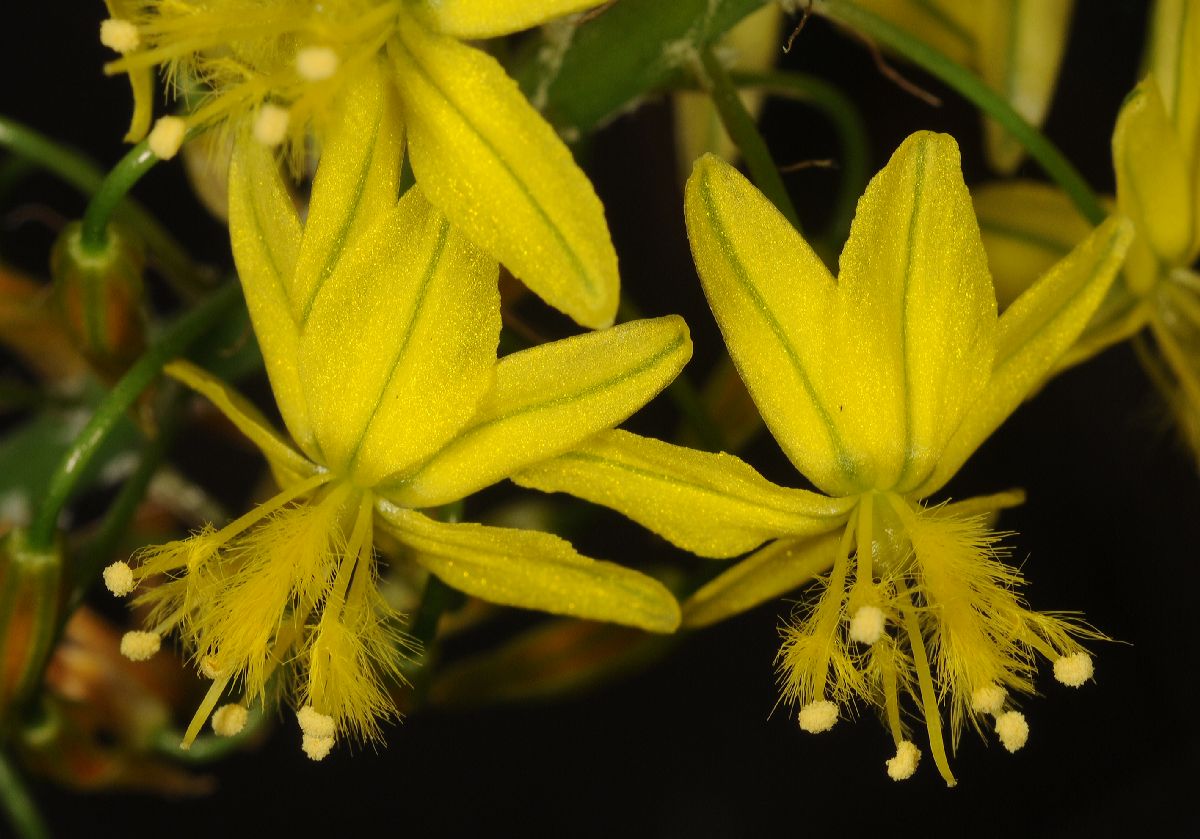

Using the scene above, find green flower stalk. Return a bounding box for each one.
[99,0,620,328]
[103,80,691,761]
[515,132,1132,784]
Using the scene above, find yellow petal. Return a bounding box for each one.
[376,502,680,633]
[1112,78,1195,267]
[1145,0,1200,185]
[422,0,607,39]
[381,316,691,508]
[513,430,854,559]
[977,0,1074,174]
[299,186,500,486]
[936,489,1025,520]
[227,134,315,455]
[164,360,315,486]
[973,180,1094,308]
[849,0,978,67]
[392,14,618,329]
[684,153,850,495]
[835,131,996,493]
[920,215,1133,497]
[291,65,405,327]
[682,532,840,628]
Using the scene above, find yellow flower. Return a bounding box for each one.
[104,74,690,759]
[974,0,1200,455]
[840,0,1075,173]
[514,132,1132,784]
[99,0,618,328]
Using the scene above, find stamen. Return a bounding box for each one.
[253,103,290,147]
[181,673,233,749]
[297,705,336,740]
[886,740,921,781]
[896,576,956,787]
[100,19,140,54]
[1053,652,1094,687]
[211,703,249,737]
[995,710,1029,752]
[199,654,222,679]
[103,561,135,596]
[849,605,885,645]
[971,682,1007,715]
[148,116,187,160]
[798,699,838,733]
[296,46,339,81]
[302,733,335,761]
[119,630,161,661]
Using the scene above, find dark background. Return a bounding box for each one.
[3,1,1197,836]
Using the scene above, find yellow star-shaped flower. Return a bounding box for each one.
[100,0,618,328]
[515,132,1132,784]
[104,74,690,759]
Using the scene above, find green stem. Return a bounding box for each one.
[68,390,183,610]
[731,69,870,247]
[25,282,242,553]
[817,0,1107,225]
[697,46,803,232]
[80,140,158,253]
[0,115,208,299]
[617,299,725,452]
[0,752,50,839]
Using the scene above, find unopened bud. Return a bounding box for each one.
[50,221,146,379]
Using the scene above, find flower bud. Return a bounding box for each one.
[50,221,147,380]
[0,529,65,733]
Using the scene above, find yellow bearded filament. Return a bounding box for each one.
[778,507,863,725]
[189,482,351,704]
[180,671,233,749]
[303,493,409,745]
[890,497,1033,740]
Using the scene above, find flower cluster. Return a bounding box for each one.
[102,68,688,757]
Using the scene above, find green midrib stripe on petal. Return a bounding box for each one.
[345,216,450,475]
[298,105,385,327]
[696,167,855,480]
[395,30,596,296]
[243,166,293,308]
[896,138,927,488]
[551,449,851,524]
[392,330,686,488]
